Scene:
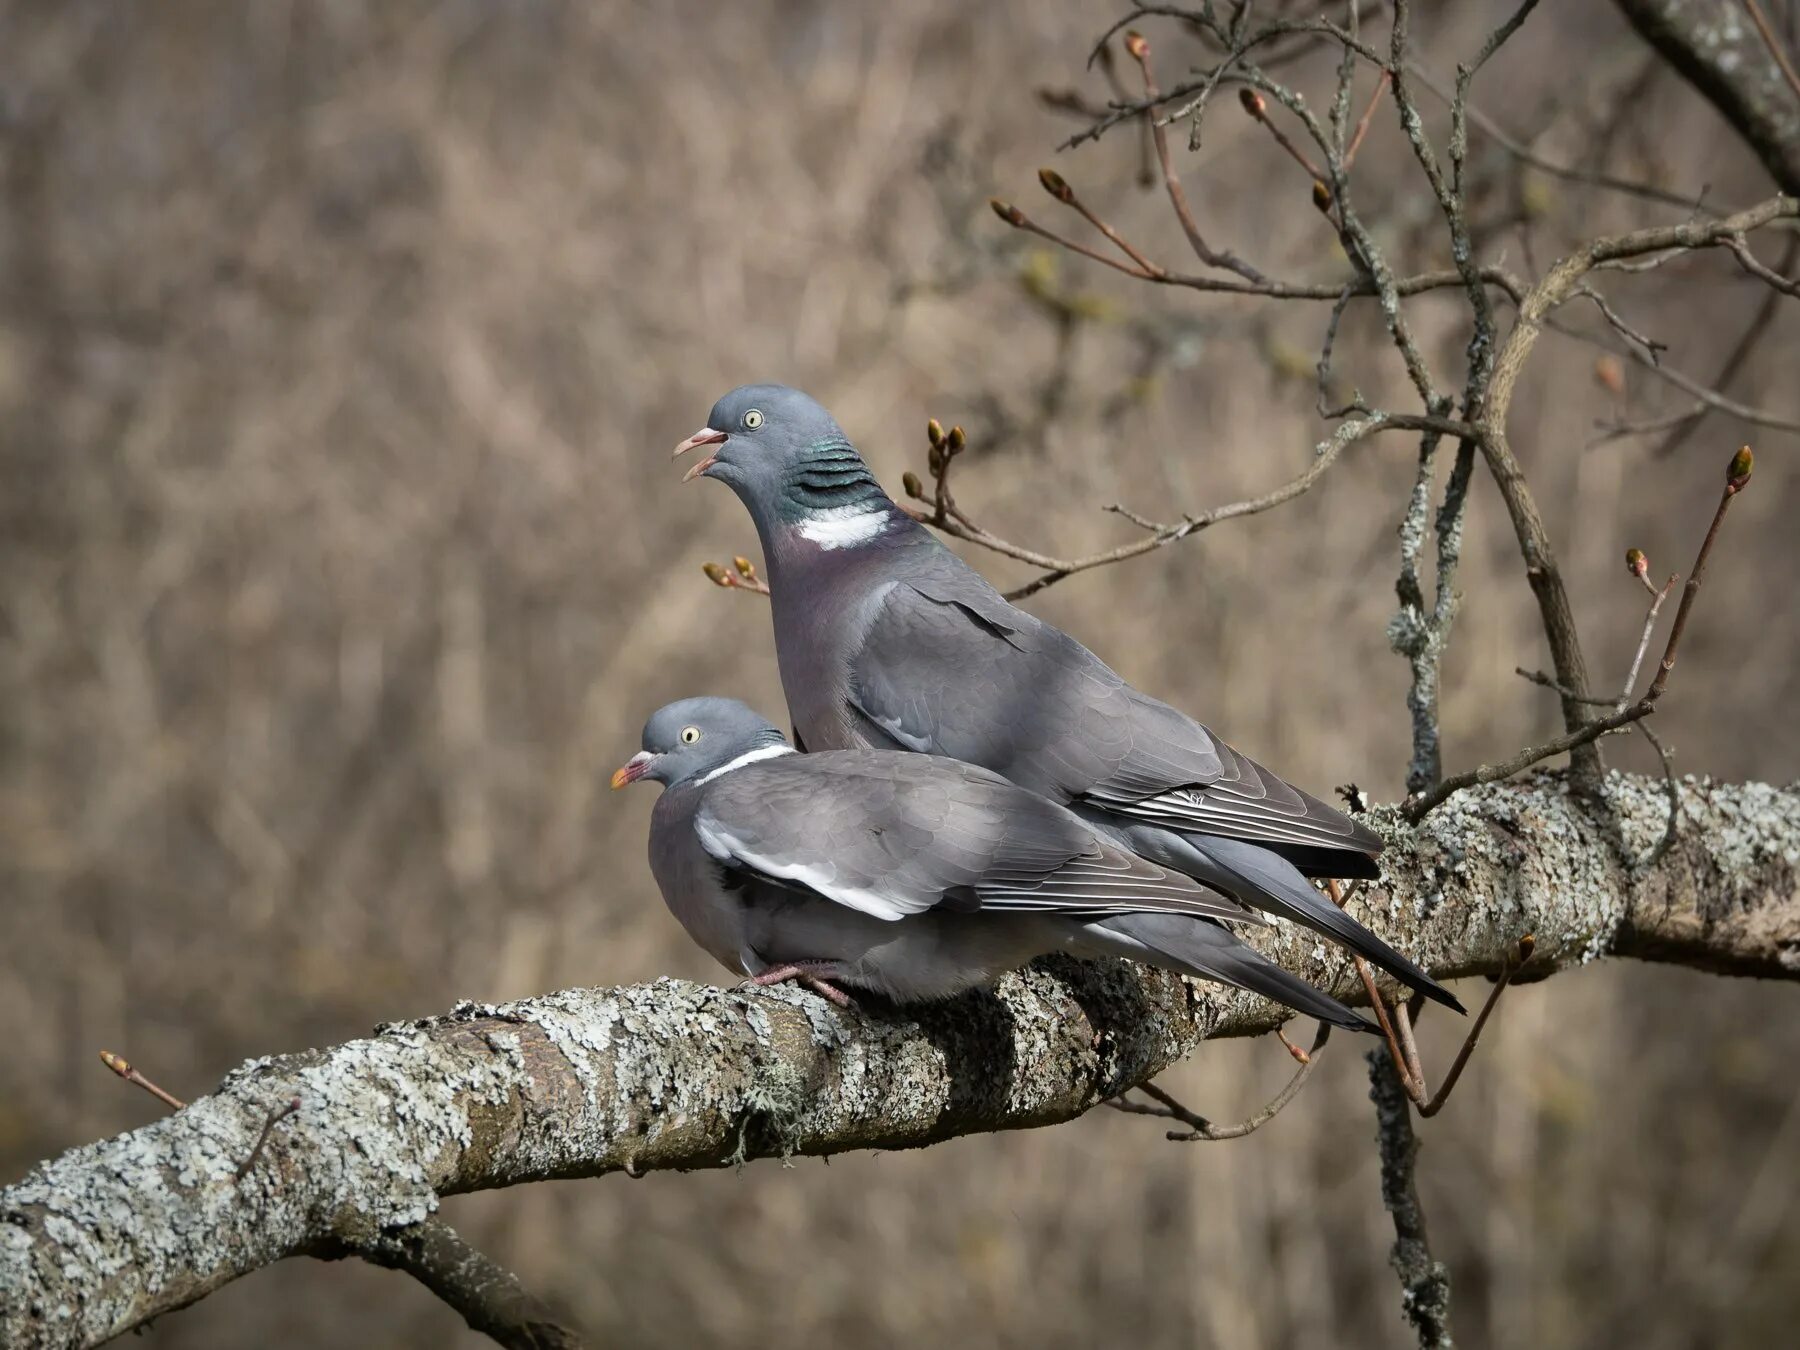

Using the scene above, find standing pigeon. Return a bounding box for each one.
[673,384,1462,1013]
[613,696,1372,1029]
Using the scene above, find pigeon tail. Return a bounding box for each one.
[1192,836,1465,1013]
[1080,913,1376,1034]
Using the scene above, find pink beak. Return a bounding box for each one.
[672,427,728,482]
[610,751,655,789]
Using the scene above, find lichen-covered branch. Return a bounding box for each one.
[4,773,1799,1350]
[1368,1049,1454,1348]
[336,1218,584,1350]
[1614,0,1800,194]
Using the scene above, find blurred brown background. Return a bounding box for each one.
[4,2,1799,1346]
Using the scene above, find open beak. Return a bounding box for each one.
[610,751,656,790]
[672,427,729,483]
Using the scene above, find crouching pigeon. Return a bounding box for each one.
[673,384,1461,1013]
[613,696,1372,1029]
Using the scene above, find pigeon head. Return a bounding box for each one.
[611,696,792,791]
[672,384,900,548]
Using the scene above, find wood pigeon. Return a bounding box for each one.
[672,385,1461,1012]
[614,695,1373,1028]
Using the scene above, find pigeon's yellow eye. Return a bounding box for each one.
[743,409,764,429]
[680,726,701,744]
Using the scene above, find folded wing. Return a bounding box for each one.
[693,752,1257,925]
[846,569,1382,865]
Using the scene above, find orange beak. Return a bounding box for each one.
[672,426,728,482]
[610,751,655,789]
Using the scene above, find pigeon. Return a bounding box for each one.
[672,384,1462,1013]
[613,696,1373,1029]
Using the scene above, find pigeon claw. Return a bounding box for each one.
[747,963,857,1009]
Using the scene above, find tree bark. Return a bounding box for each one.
[3,772,1798,1349]
[1614,0,1800,194]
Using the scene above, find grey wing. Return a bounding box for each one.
[692,754,1256,925]
[1082,695,1384,858]
[845,570,1382,860]
[843,571,1149,798]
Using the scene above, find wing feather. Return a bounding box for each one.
[846,569,1381,862]
[693,752,1256,925]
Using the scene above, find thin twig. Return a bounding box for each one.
[1617,570,1679,711]
[1106,1022,1332,1141]
[1354,953,1421,1097]
[1635,722,1684,870]
[1403,58,1710,211]
[1408,447,1753,819]
[1742,0,1800,103]
[1475,197,1794,787]
[1723,232,1800,296]
[1652,232,1798,458]
[917,415,1421,601]
[1572,283,1666,363]
[1554,316,1800,437]
[1036,169,1161,274]
[992,201,1157,280]
[991,194,1530,302]
[1645,450,1751,702]
[1238,87,1325,181]
[1513,667,1615,706]
[1393,1000,1429,1099]
[98,1050,186,1112]
[1405,706,1641,819]
[1417,935,1536,1118]
[1590,406,1706,447]
[1125,30,1269,284]
[1344,70,1390,169]
[1327,878,1424,1099]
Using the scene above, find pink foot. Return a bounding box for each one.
[748,963,857,1008]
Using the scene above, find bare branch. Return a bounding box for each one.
[1475,196,1797,783]
[1107,1023,1330,1141]
[1724,231,1800,295]
[1125,30,1271,284]
[1616,0,1800,194]
[344,1219,586,1350]
[1237,87,1326,181]
[905,414,1477,601]
[1572,282,1668,363]
[1416,935,1536,1119]
[1368,1049,1454,1349]
[1407,447,1754,819]
[1557,315,1800,438]
[1401,60,1711,210]
[1617,567,1679,712]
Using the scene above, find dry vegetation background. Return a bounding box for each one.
[3,2,1799,1346]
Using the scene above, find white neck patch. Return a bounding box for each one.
[694,742,795,787]
[796,504,891,550]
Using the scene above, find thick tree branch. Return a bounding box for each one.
[1615,0,1800,193]
[3,774,1797,1348]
